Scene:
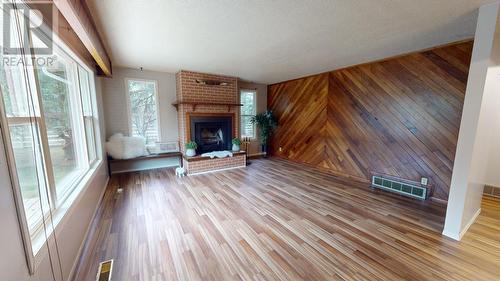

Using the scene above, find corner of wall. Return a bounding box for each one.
[443,1,500,240]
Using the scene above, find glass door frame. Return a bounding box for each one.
[0,1,92,274]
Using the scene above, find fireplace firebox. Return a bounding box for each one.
[190,115,233,154]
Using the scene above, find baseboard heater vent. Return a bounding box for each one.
[372,175,427,200]
[484,185,500,198]
[96,260,113,281]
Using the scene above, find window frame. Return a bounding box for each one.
[77,65,98,166]
[35,43,91,205]
[0,2,103,274]
[0,0,58,242]
[240,89,257,139]
[0,5,51,273]
[124,78,161,145]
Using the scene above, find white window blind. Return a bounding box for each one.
[240,90,257,138]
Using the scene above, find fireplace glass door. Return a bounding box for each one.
[191,116,232,153]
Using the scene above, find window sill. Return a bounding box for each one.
[25,169,88,239]
[242,137,258,142]
[54,168,88,206]
[31,159,105,267]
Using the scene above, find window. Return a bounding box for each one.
[126,79,160,145]
[240,90,257,138]
[0,59,50,237]
[0,4,101,265]
[78,66,97,164]
[36,48,88,201]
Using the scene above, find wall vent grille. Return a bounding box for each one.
[372,175,427,200]
[484,185,500,198]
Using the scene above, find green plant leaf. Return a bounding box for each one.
[185,140,197,149]
[250,111,277,145]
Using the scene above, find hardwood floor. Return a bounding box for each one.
[73,159,500,281]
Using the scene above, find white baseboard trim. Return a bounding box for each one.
[459,208,481,240]
[67,176,110,281]
[442,208,481,241]
[248,152,267,157]
[442,229,461,241]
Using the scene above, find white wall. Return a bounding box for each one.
[101,67,180,172]
[481,28,500,186]
[101,67,178,142]
[0,76,109,281]
[443,2,500,240]
[465,15,500,221]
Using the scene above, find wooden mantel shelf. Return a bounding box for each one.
[172,100,243,112]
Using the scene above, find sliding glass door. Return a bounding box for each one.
[0,1,101,273]
[0,56,49,238]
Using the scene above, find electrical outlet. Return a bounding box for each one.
[420,177,428,186]
[96,260,113,281]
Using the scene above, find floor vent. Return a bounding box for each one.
[372,175,427,200]
[96,260,113,281]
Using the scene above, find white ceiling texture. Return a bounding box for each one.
[86,0,492,84]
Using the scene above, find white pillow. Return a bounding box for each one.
[106,134,147,159]
[108,133,124,141]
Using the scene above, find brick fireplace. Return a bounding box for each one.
[175,70,246,174]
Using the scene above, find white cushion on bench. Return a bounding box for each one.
[106,133,148,159]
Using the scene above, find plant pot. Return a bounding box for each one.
[261,144,268,158]
[232,144,240,152]
[185,148,196,157]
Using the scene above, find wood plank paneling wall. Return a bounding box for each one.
[268,42,473,201]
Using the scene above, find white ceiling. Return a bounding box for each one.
[86,0,492,84]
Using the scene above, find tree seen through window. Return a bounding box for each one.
[127,80,159,145]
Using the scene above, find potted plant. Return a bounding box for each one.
[185,141,197,157]
[250,110,277,157]
[232,138,241,152]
